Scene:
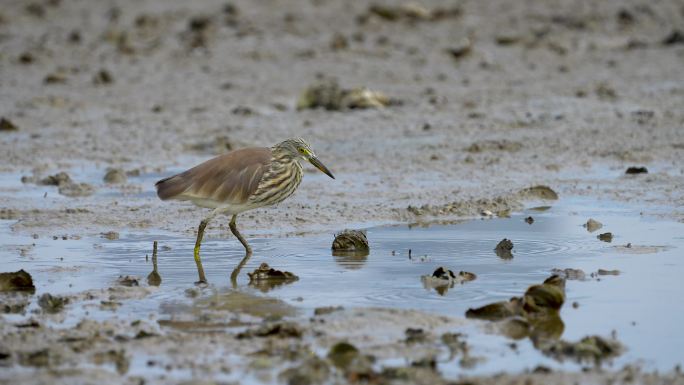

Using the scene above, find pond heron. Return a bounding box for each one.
[155,138,334,283]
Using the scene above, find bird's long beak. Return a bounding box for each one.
[308,156,335,179]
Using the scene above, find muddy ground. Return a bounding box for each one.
[1,0,684,383]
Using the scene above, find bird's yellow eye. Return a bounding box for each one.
[299,148,307,155]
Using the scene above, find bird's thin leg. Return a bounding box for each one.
[194,209,220,284]
[193,219,209,284]
[229,214,252,255]
[229,214,252,287]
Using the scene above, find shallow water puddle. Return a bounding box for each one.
[2,197,683,373]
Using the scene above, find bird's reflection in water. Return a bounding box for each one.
[147,241,162,286]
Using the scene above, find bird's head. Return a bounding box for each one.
[275,138,335,179]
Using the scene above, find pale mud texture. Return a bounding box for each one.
[0,284,682,385]
[0,0,683,238]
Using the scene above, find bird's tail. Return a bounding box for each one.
[155,174,189,200]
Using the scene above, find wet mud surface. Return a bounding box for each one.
[1,0,684,383]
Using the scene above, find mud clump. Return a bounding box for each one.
[248,263,299,292]
[101,231,119,240]
[597,232,613,242]
[421,266,476,295]
[662,30,684,46]
[30,171,95,197]
[446,38,473,60]
[297,79,398,111]
[625,166,648,174]
[525,216,534,224]
[314,306,343,316]
[597,269,620,276]
[0,117,19,131]
[92,69,113,85]
[540,335,623,364]
[360,3,462,23]
[0,270,35,292]
[584,218,603,232]
[38,293,68,313]
[332,229,369,253]
[103,168,127,184]
[551,268,586,281]
[237,321,303,339]
[523,275,565,315]
[279,356,331,385]
[467,275,565,323]
[1,294,31,313]
[116,275,140,287]
[517,185,559,200]
[466,139,522,153]
[495,238,514,259]
[38,172,72,186]
[465,298,524,321]
[92,349,130,375]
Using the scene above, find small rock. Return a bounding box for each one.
[330,33,348,50]
[525,216,534,224]
[58,182,95,197]
[327,342,360,370]
[237,321,303,339]
[0,117,19,131]
[332,229,369,252]
[44,72,67,84]
[39,172,72,186]
[583,218,603,232]
[101,231,119,240]
[103,168,127,184]
[38,293,68,313]
[314,306,343,316]
[247,263,298,282]
[625,166,648,174]
[597,232,613,242]
[466,298,523,321]
[522,275,565,314]
[540,335,623,363]
[662,30,684,45]
[518,185,559,200]
[551,268,586,281]
[117,275,140,287]
[279,357,330,385]
[0,270,35,292]
[597,269,620,276]
[495,238,514,259]
[93,69,113,85]
[297,79,398,111]
[446,38,472,59]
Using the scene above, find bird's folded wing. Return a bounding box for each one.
[156,147,272,205]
